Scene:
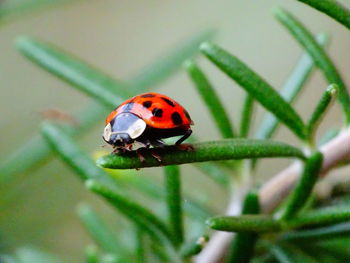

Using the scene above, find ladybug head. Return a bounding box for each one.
[103,112,147,147]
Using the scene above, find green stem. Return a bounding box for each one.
[97,139,305,169]
[164,166,184,247]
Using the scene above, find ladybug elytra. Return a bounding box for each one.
[103,92,193,152]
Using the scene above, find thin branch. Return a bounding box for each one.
[197,127,350,263]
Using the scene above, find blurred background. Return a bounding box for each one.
[1,0,350,261]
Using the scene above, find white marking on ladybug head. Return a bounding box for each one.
[102,123,112,142]
[127,118,147,139]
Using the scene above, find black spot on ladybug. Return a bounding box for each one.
[142,101,152,108]
[171,112,183,125]
[184,110,191,120]
[161,97,175,107]
[123,102,134,112]
[152,108,163,117]
[140,94,155,98]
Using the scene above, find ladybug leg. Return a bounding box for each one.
[175,129,192,145]
[150,151,162,163]
[175,130,194,151]
[136,149,146,163]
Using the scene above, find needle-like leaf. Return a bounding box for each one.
[287,205,350,228]
[185,60,236,138]
[226,190,260,263]
[97,139,305,169]
[77,204,127,256]
[111,172,213,221]
[40,122,120,189]
[283,222,350,240]
[180,235,208,258]
[296,0,350,31]
[280,152,323,220]
[239,95,254,138]
[86,180,181,262]
[16,36,130,108]
[0,0,71,25]
[307,84,338,142]
[273,8,350,124]
[164,166,183,246]
[200,42,307,139]
[207,215,281,233]
[256,33,330,140]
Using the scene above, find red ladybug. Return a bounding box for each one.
[103,92,193,152]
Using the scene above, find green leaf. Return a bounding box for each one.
[287,205,350,228]
[283,222,350,240]
[226,190,260,263]
[0,0,71,25]
[240,95,254,138]
[0,29,214,181]
[85,245,100,263]
[256,33,330,140]
[77,204,127,255]
[16,36,130,108]
[280,152,323,220]
[135,228,146,263]
[273,7,350,124]
[164,166,183,246]
[307,84,338,142]
[129,29,215,91]
[86,181,181,263]
[296,0,350,31]
[97,139,305,169]
[207,215,281,233]
[85,180,174,246]
[0,103,109,183]
[185,60,236,138]
[200,42,307,139]
[180,235,209,258]
[113,172,213,221]
[40,122,119,189]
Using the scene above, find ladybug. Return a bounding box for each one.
[102,92,193,154]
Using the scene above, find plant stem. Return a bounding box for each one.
[198,127,350,263]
